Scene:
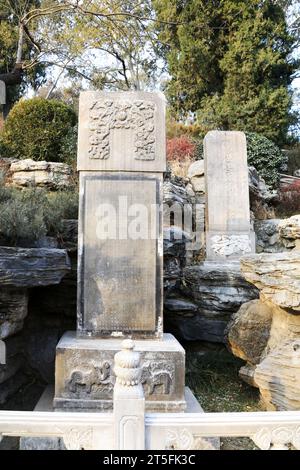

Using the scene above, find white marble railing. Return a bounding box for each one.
[0,409,300,450]
[0,339,299,451]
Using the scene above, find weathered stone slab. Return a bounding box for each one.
[54,332,185,412]
[0,81,5,105]
[77,91,166,172]
[204,131,255,259]
[77,172,163,337]
[0,247,70,287]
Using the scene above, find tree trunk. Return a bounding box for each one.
[0,65,23,86]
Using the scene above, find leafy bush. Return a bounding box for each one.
[0,183,78,246]
[0,188,48,245]
[166,136,196,161]
[45,191,79,234]
[246,132,286,188]
[0,97,77,162]
[276,181,300,217]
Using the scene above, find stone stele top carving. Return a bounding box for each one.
[89,99,156,161]
[77,91,166,172]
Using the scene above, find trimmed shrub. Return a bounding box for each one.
[0,97,77,162]
[246,132,287,188]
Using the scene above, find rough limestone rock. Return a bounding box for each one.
[225,299,272,365]
[254,339,300,411]
[10,159,72,189]
[0,247,71,406]
[254,219,286,253]
[239,364,257,387]
[248,167,277,203]
[279,215,300,249]
[227,250,300,410]
[241,252,300,311]
[165,261,259,343]
[227,300,300,410]
[163,226,190,296]
[0,247,71,287]
[0,287,28,339]
[187,160,205,194]
[190,175,205,194]
[248,166,277,219]
[187,160,204,179]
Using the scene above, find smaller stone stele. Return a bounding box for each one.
[0,81,5,105]
[54,331,186,412]
[204,131,255,260]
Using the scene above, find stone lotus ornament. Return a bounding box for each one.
[114,339,142,387]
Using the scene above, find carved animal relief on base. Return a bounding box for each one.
[65,357,176,400]
[88,99,156,160]
[141,361,174,396]
[67,361,114,397]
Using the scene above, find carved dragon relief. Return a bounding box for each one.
[66,360,174,398]
[88,99,156,161]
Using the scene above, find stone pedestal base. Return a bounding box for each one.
[54,332,186,412]
[206,230,256,260]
